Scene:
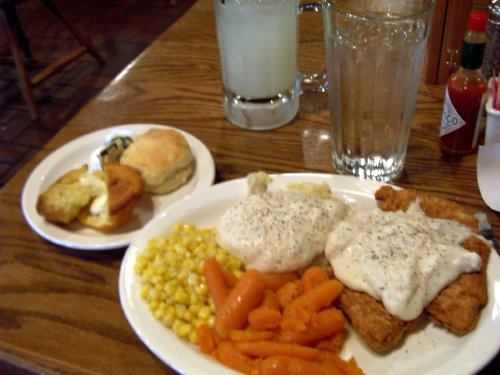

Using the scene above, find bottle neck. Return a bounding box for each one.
[461,41,486,69]
[461,29,486,70]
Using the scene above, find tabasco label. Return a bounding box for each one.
[440,87,466,136]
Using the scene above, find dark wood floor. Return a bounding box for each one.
[0,0,197,187]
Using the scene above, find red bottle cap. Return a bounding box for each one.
[467,11,489,32]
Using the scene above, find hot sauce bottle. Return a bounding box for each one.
[439,12,489,156]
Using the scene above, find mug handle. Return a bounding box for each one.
[299,2,327,94]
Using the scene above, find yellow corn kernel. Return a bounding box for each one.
[174,289,189,304]
[140,284,152,300]
[177,323,192,338]
[135,223,245,343]
[189,331,198,345]
[149,300,159,311]
[197,306,211,321]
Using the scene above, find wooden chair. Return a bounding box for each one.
[0,0,105,119]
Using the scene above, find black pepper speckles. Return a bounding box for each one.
[325,200,482,321]
[218,190,348,273]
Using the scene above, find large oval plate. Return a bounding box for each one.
[21,124,215,250]
[119,173,500,375]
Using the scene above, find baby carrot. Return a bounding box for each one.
[215,341,254,375]
[283,279,343,320]
[236,340,321,361]
[203,257,228,310]
[215,269,266,339]
[315,330,345,354]
[255,355,344,375]
[278,308,345,345]
[248,306,282,330]
[197,324,216,355]
[276,280,302,309]
[261,289,281,311]
[262,272,298,291]
[319,352,366,375]
[222,268,240,287]
[338,357,366,375]
[300,266,329,293]
[230,329,275,342]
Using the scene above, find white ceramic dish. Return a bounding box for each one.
[119,173,500,375]
[477,143,500,212]
[21,124,215,250]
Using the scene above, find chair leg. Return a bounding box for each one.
[4,3,32,59]
[40,0,105,65]
[0,6,38,119]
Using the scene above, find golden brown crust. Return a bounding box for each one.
[338,186,490,353]
[36,165,93,224]
[77,199,137,232]
[77,162,143,232]
[375,185,478,233]
[338,289,425,353]
[104,162,143,214]
[426,236,489,334]
[37,162,143,231]
[377,187,489,334]
[120,128,194,194]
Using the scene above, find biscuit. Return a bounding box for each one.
[119,128,194,194]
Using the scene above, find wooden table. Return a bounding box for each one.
[1,0,498,374]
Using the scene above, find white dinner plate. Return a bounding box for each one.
[21,124,215,250]
[119,173,500,375]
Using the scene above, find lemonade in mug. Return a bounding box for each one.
[215,0,300,130]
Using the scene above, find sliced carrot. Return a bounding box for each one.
[215,269,266,339]
[276,280,302,309]
[248,306,282,330]
[283,279,343,320]
[222,268,240,287]
[255,355,344,375]
[262,272,298,291]
[277,308,345,345]
[215,341,254,375]
[236,341,321,361]
[230,329,275,342]
[300,266,329,293]
[203,257,228,310]
[197,323,217,355]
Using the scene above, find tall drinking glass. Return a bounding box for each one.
[323,0,435,181]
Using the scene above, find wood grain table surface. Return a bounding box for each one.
[0,0,498,374]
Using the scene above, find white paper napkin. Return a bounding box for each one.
[477,143,500,211]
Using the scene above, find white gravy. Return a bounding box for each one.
[217,190,348,273]
[325,201,483,321]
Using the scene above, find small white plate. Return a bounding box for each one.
[119,173,500,375]
[21,124,215,250]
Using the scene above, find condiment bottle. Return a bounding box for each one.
[482,0,500,79]
[439,12,489,156]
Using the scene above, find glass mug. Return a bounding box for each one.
[214,0,323,131]
[323,0,435,182]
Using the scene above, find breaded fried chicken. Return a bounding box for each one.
[377,187,489,334]
[337,186,490,353]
